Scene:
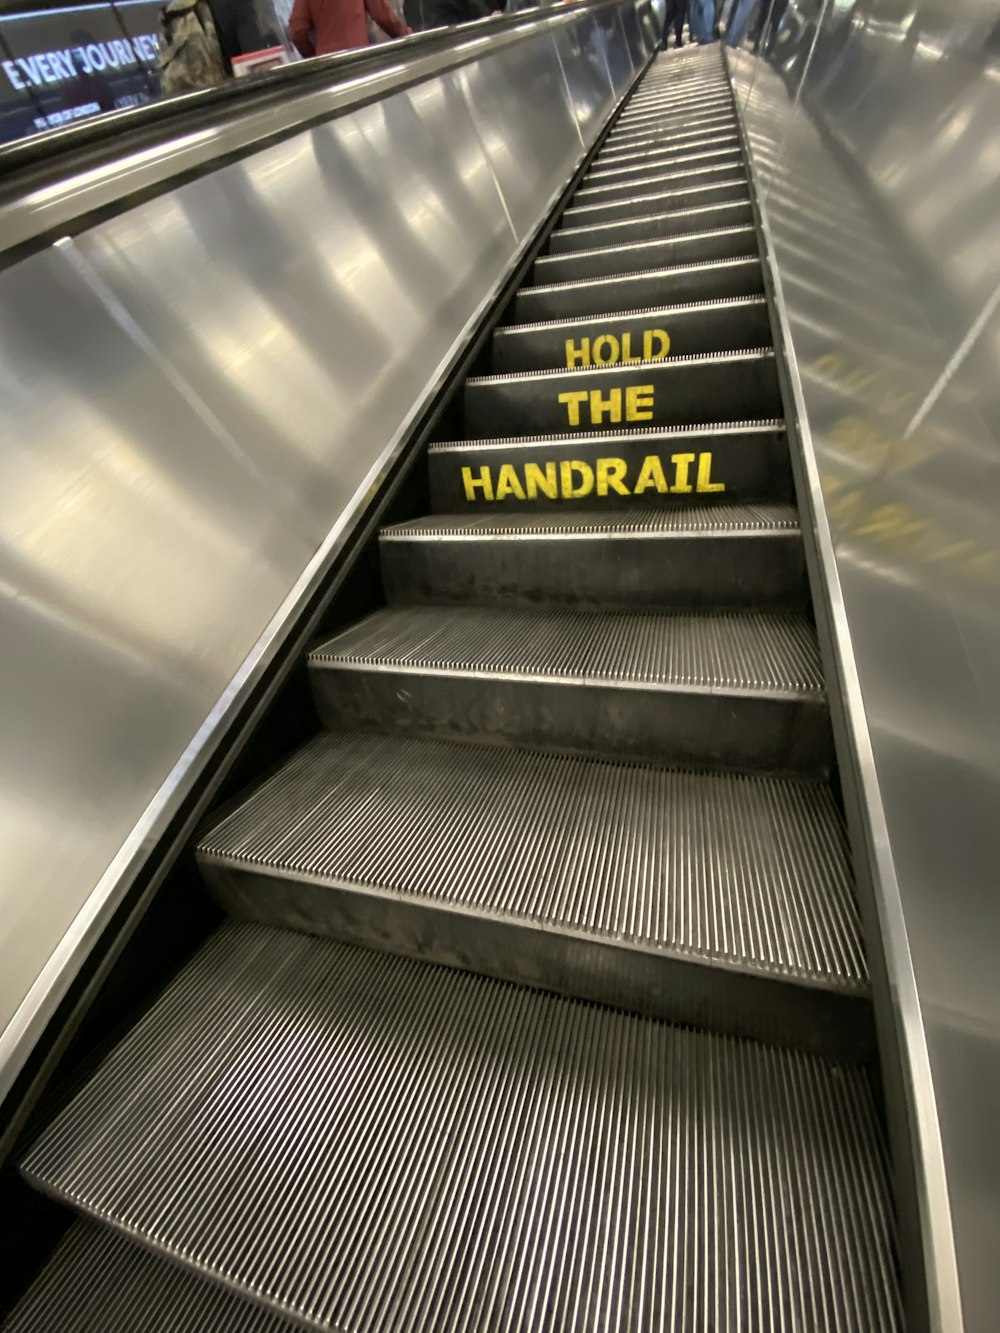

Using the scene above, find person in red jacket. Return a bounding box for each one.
[289,0,411,55]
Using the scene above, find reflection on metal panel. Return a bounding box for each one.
[728,12,1000,1332]
[0,7,652,1102]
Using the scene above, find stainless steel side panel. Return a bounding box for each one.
[727,12,1000,1332]
[0,7,653,1103]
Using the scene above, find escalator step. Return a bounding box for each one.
[21,923,901,1333]
[3,1222,295,1332]
[378,504,807,609]
[533,225,758,282]
[514,258,763,320]
[561,177,748,227]
[307,604,832,772]
[601,111,739,152]
[548,199,754,252]
[585,137,742,179]
[427,422,792,511]
[492,297,773,372]
[464,351,779,435]
[198,729,868,1053]
[573,158,745,205]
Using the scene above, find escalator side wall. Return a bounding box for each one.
[0,1,658,1118]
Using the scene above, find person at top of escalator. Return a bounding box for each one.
[289,0,411,56]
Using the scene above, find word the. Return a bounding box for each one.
[565,328,670,368]
[558,385,654,427]
[461,452,725,501]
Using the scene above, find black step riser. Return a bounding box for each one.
[432,429,792,516]
[534,226,757,283]
[204,859,871,1062]
[575,159,746,206]
[465,357,780,436]
[515,256,763,320]
[493,300,773,372]
[379,532,808,610]
[310,665,834,775]
[428,429,792,512]
[563,178,749,227]
[549,200,754,252]
[585,140,743,182]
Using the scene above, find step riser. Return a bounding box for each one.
[585,140,743,182]
[563,178,749,227]
[310,666,834,774]
[379,532,808,609]
[514,256,763,319]
[534,226,757,283]
[204,860,871,1062]
[428,430,793,512]
[574,159,745,205]
[548,200,754,252]
[492,300,773,372]
[464,356,780,436]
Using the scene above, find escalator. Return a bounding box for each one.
[4,46,903,1332]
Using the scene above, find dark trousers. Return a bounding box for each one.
[663,0,687,46]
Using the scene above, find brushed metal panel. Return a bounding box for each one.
[458,34,580,240]
[727,17,1000,1331]
[0,11,651,1101]
[551,14,617,145]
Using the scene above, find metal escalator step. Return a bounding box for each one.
[3,1221,295,1333]
[377,505,806,610]
[427,422,792,511]
[562,177,748,228]
[574,158,745,205]
[601,112,739,153]
[308,605,832,773]
[20,923,901,1333]
[514,258,763,321]
[617,91,733,123]
[493,297,773,372]
[548,200,754,252]
[464,350,779,436]
[198,731,868,1054]
[533,226,757,283]
[585,138,743,181]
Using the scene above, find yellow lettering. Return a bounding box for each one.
[462,465,494,502]
[625,384,655,422]
[633,455,669,495]
[495,463,526,501]
[642,328,671,361]
[565,338,590,368]
[596,457,631,496]
[589,387,623,425]
[558,390,589,426]
[620,332,641,365]
[524,462,558,499]
[671,452,695,492]
[592,334,620,367]
[696,452,725,493]
[560,460,594,498]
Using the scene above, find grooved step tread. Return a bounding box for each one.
[429,419,785,452]
[199,729,865,990]
[381,503,800,539]
[309,605,825,697]
[22,924,901,1333]
[4,1222,296,1333]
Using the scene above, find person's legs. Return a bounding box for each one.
[688,0,715,43]
[723,0,759,46]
